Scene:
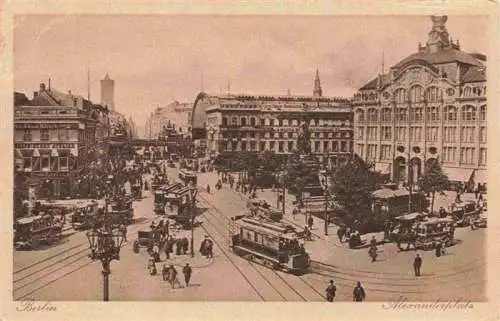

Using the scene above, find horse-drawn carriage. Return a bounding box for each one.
[472,211,487,229]
[131,182,142,200]
[246,199,283,222]
[15,214,63,250]
[449,200,481,227]
[389,212,427,250]
[414,218,455,250]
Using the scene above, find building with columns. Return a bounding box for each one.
[353,15,487,187]
[192,71,353,166]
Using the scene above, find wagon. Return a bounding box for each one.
[133,230,155,253]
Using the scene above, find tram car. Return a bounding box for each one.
[414,218,455,250]
[179,169,197,186]
[14,214,63,250]
[154,183,183,214]
[71,201,102,230]
[164,186,197,229]
[230,217,310,274]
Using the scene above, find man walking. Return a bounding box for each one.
[353,281,366,302]
[352,281,366,302]
[325,280,336,302]
[183,263,192,287]
[413,253,422,277]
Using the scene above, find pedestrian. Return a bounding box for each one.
[370,236,377,248]
[435,242,442,257]
[413,253,422,277]
[206,184,211,194]
[326,280,336,302]
[352,281,366,302]
[168,264,181,289]
[183,263,192,287]
[478,192,484,202]
[307,215,314,230]
[175,240,182,256]
[162,263,169,281]
[120,224,128,242]
[153,242,160,262]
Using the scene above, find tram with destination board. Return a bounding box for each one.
[230,216,310,274]
[179,169,197,186]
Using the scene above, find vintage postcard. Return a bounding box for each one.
[1,1,499,321]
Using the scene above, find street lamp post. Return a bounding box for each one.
[323,172,329,236]
[86,228,125,302]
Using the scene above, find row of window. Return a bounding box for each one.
[21,129,95,143]
[442,147,487,166]
[21,156,72,172]
[221,131,351,139]
[221,116,350,128]
[356,145,487,166]
[356,126,487,143]
[224,140,353,153]
[355,105,486,123]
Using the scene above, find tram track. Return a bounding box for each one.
[197,192,329,301]
[197,188,485,301]
[12,198,158,300]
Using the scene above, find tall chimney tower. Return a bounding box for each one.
[313,69,323,98]
[100,73,115,111]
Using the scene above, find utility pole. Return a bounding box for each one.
[324,173,329,236]
[407,91,413,213]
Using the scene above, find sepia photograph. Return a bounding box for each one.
[7,8,495,315]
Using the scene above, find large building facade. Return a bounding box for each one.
[192,72,353,166]
[14,82,107,198]
[145,101,193,139]
[353,16,487,187]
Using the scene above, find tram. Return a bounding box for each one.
[154,183,183,214]
[179,169,197,186]
[15,214,63,250]
[164,186,197,228]
[230,217,311,274]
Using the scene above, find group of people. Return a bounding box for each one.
[324,280,367,302]
[147,260,193,289]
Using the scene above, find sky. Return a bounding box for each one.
[13,15,489,135]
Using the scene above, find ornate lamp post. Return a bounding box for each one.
[86,228,125,301]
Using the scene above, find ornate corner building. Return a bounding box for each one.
[353,15,487,187]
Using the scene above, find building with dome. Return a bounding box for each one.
[352,15,487,189]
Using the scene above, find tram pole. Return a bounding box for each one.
[324,172,329,236]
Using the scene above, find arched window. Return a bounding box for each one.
[355,109,365,122]
[367,108,379,122]
[480,105,486,121]
[463,87,472,97]
[381,108,392,122]
[426,107,440,121]
[425,86,439,102]
[395,88,407,104]
[222,117,228,127]
[250,117,256,126]
[397,108,407,121]
[461,105,476,121]
[231,117,238,126]
[444,106,457,122]
[241,117,247,126]
[409,85,424,103]
[269,119,275,127]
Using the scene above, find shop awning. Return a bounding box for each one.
[473,169,487,184]
[374,162,391,174]
[444,167,473,183]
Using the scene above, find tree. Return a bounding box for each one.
[329,155,381,229]
[419,159,449,214]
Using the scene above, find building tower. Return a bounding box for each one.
[100,73,115,111]
[313,69,322,97]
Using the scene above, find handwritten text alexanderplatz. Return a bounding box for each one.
[382,296,474,311]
